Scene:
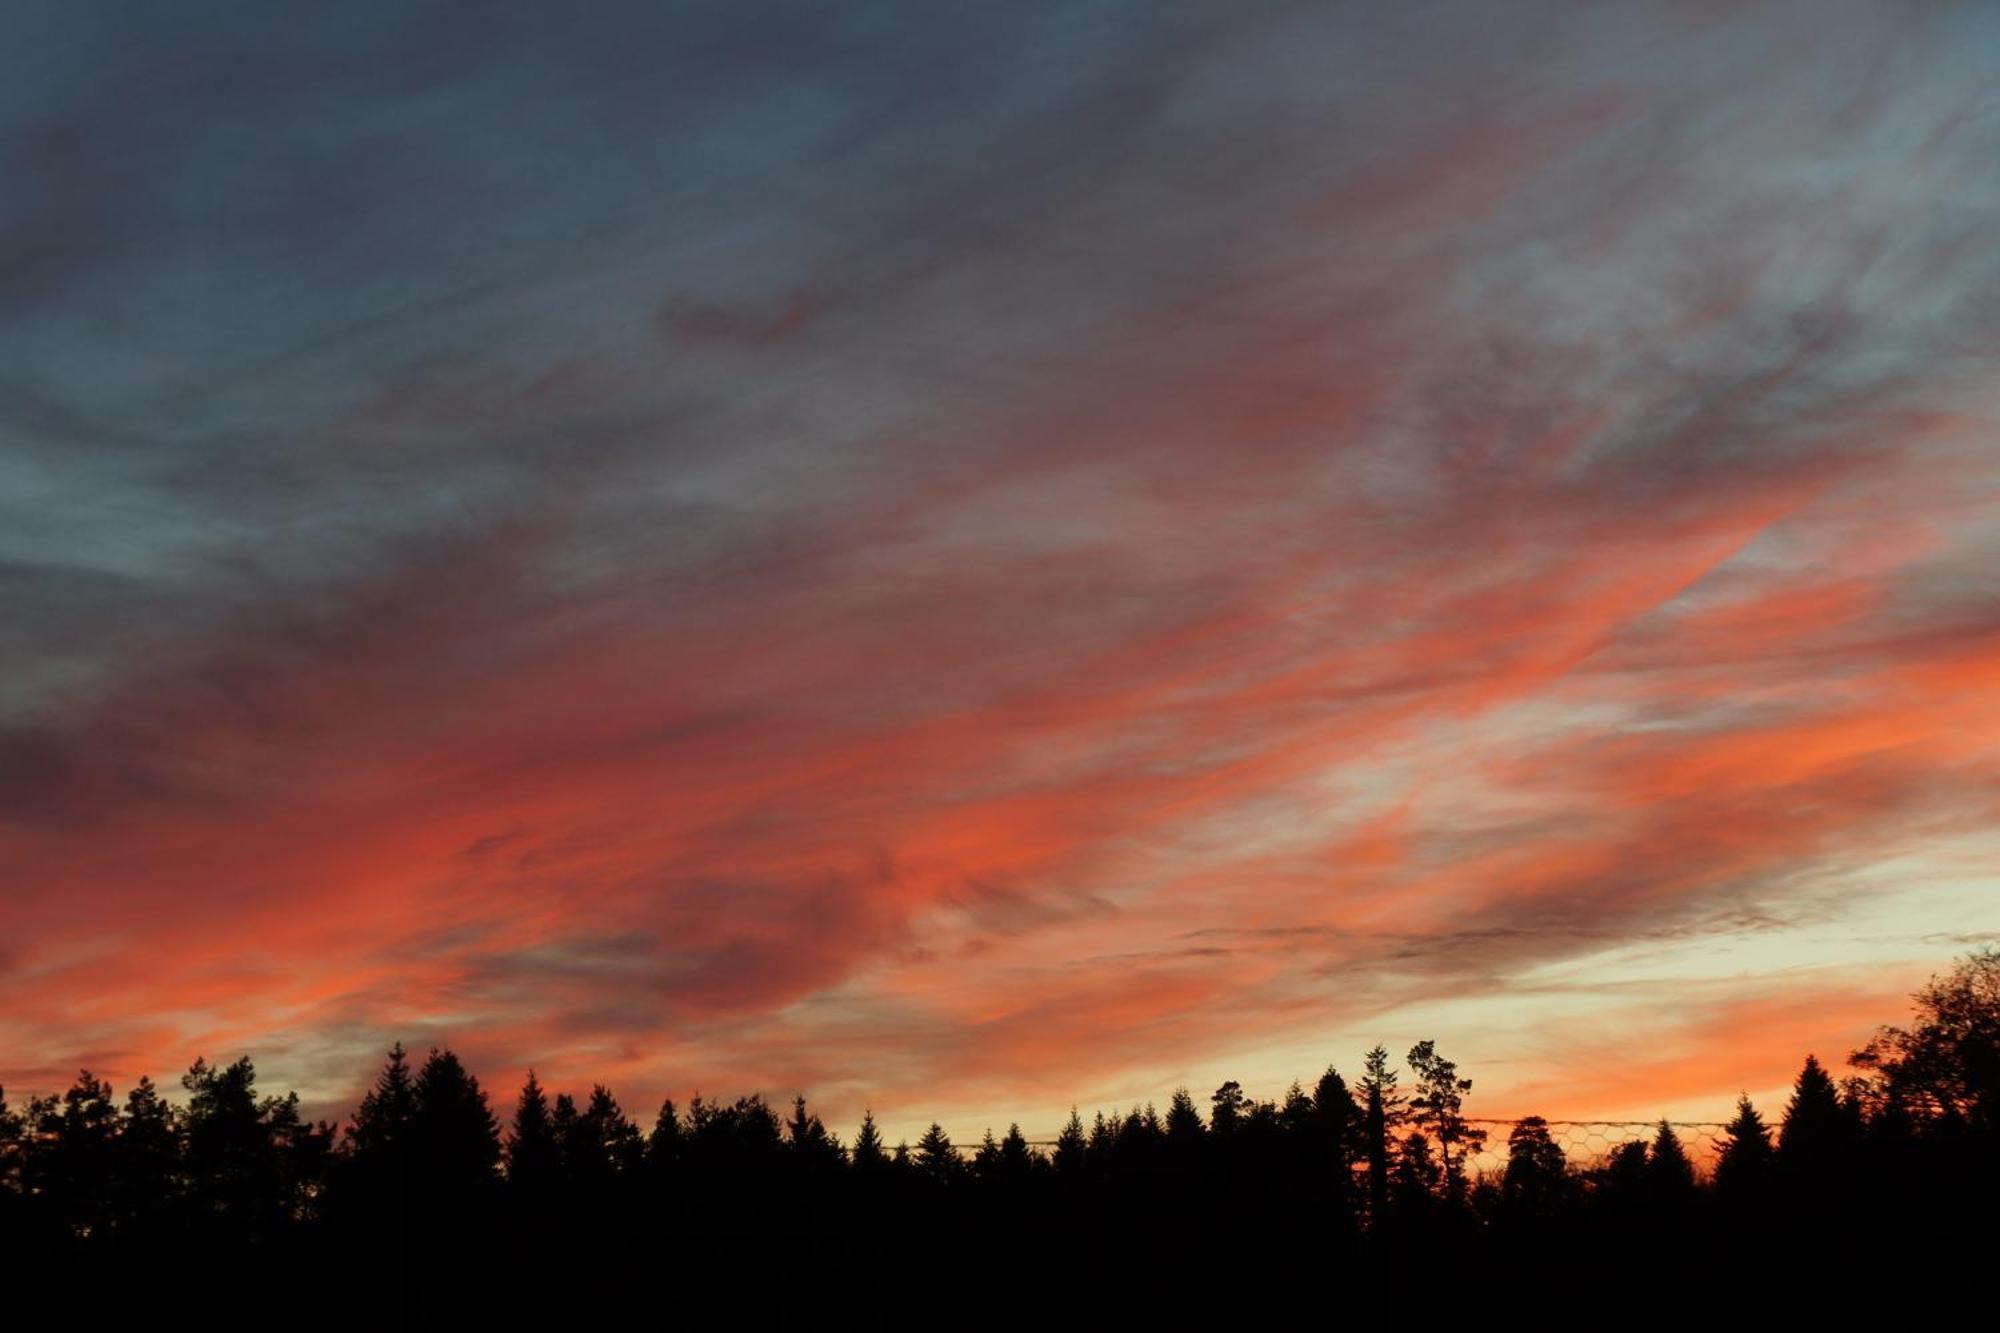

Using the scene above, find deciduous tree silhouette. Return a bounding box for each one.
[1853,947,2000,1134]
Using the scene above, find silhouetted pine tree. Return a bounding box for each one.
[1713,1095,1774,1196]
[915,1123,960,1185]
[647,1098,685,1176]
[46,1071,119,1240]
[348,1044,417,1163]
[1165,1088,1204,1148]
[1086,1109,1118,1173]
[1209,1081,1248,1137]
[997,1124,1037,1180]
[1646,1120,1696,1206]
[1281,1081,1314,1133]
[1779,1054,1849,1175]
[566,1085,641,1185]
[849,1111,886,1172]
[1596,1138,1649,1217]
[972,1129,1003,1180]
[506,1071,559,1197]
[1053,1109,1087,1177]
[1407,1041,1484,1203]
[0,1085,22,1248]
[12,1094,56,1214]
[1359,1045,1406,1227]
[410,1048,501,1207]
[182,1057,283,1237]
[549,1091,580,1174]
[1311,1066,1358,1142]
[1501,1116,1568,1218]
[787,1096,843,1173]
[1392,1131,1441,1222]
[0,1086,20,1193]
[117,1075,178,1232]
[1309,1065,1360,1219]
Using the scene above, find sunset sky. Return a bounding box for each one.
[4,1,1999,1145]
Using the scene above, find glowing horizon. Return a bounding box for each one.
[3,1,1998,1151]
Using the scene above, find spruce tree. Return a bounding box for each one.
[786,1096,842,1172]
[348,1043,416,1160]
[507,1071,559,1195]
[1714,1095,1774,1195]
[1358,1045,1407,1226]
[1281,1080,1315,1133]
[647,1098,685,1176]
[914,1123,960,1185]
[1165,1088,1205,1147]
[972,1129,1003,1181]
[1646,1120,1696,1204]
[1392,1131,1441,1220]
[1053,1109,1087,1176]
[850,1111,886,1171]
[998,1124,1037,1179]
[1778,1054,1848,1172]
[567,1085,642,1182]
[411,1047,501,1204]
[1310,1066,1360,1209]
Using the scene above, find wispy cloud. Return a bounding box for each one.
[2,1,1998,1139]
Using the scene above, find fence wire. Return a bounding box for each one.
[981,1118,1731,1178]
[1459,1118,1729,1178]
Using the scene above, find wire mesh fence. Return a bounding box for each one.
[1459,1118,1728,1178]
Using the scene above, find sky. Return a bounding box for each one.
[3,0,1999,1146]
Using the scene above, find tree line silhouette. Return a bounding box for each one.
[2,948,1993,1321]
